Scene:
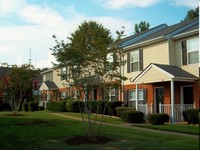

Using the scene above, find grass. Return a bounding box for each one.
[132,124,199,135]
[0,111,199,150]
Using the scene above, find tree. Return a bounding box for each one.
[182,6,199,22]
[0,64,35,115]
[134,21,150,34]
[51,21,126,140]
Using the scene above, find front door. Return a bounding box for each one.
[155,87,164,113]
[183,86,193,104]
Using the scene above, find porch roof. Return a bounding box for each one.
[133,63,198,84]
[39,81,58,91]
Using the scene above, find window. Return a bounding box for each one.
[61,67,67,81]
[127,49,143,73]
[187,38,199,64]
[182,37,199,65]
[46,72,53,81]
[130,51,139,72]
[129,89,144,101]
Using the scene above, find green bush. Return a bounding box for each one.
[28,101,39,111]
[121,110,144,123]
[182,108,199,125]
[22,102,29,111]
[115,107,136,118]
[148,113,169,125]
[39,106,45,111]
[87,101,99,113]
[66,100,84,112]
[107,101,123,116]
[96,100,108,115]
[46,100,68,112]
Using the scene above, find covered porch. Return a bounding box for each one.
[133,63,198,123]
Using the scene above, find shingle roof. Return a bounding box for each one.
[44,81,58,90]
[121,17,199,49]
[153,64,198,79]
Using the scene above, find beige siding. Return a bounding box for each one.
[136,66,171,84]
[182,64,199,77]
[143,41,169,67]
[53,68,67,88]
[123,41,169,85]
[168,39,176,65]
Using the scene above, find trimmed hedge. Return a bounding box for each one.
[107,101,123,116]
[66,100,84,112]
[121,110,144,123]
[115,107,136,118]
[28,101,39,111]
[182,108,199,125]
[47,100,68,112]
[148,113,169,125]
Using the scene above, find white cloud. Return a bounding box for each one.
[172,0,199,8]
[0,1,135,69]
[97,0,160,9]
[0,0,26,15]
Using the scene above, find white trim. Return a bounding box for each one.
[171,80,175,124]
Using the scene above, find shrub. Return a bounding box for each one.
[22,102,29,111]
[115,107,136,118]
[28,101,39,111]
[107,101,123,116]
[87,101,99,113]
[39,106,45,111]
[183,108,199,125]
[148,113,169,125]
[121,110,144,123]
[66,100,84,112]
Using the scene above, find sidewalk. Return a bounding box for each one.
[50,112,199,139]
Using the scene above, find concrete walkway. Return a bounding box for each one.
[50,112,199,139]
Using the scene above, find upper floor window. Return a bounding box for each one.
[61,67,67,81]
[46,72,53,81]
[182,37,199,65]
[127,49,143,73]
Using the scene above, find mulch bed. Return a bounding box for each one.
[64,135,113,145]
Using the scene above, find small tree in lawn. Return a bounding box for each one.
[51,21,126,141]
[0,64,35,115]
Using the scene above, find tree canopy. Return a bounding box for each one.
[134,21,150,34]
[182,6,199,22]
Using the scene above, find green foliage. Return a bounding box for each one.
[28,101,39,111]
[115,107,135,118]
[66,100,84,112]
[106,101,123,116]
[182,6,199,22]
[148,113,169,125]
[134,21,150,34]
[22,103,29,112]
[121,110,144,123]
[47,100,68,112]
[182,108,199,125]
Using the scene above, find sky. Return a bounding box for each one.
[0,0,198,69]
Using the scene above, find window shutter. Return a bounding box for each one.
[139,49,143,71]
[127,53,130,73]
[181,41,187,65]
[143,89,148,104]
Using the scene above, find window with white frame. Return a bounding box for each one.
[129,89,144,101]
[61,67,67,81]
[187,37,199,64]
[130,51,139,72]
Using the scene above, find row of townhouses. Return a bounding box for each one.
[39,18,199,122]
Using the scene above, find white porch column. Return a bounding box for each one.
[171,80,175,124]
[136,84,138,111]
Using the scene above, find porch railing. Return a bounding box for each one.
[159,103,195,122]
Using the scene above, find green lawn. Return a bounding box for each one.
[0,111,199,150]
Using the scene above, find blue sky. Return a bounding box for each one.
[0,0,198,68]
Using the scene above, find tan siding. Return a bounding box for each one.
[136,66,171,84]
[143,41,169,67]
[168,39,176,65]
[53,68,67,88]
[182,64,199,77]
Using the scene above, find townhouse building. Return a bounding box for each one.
[39,18,199,122]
